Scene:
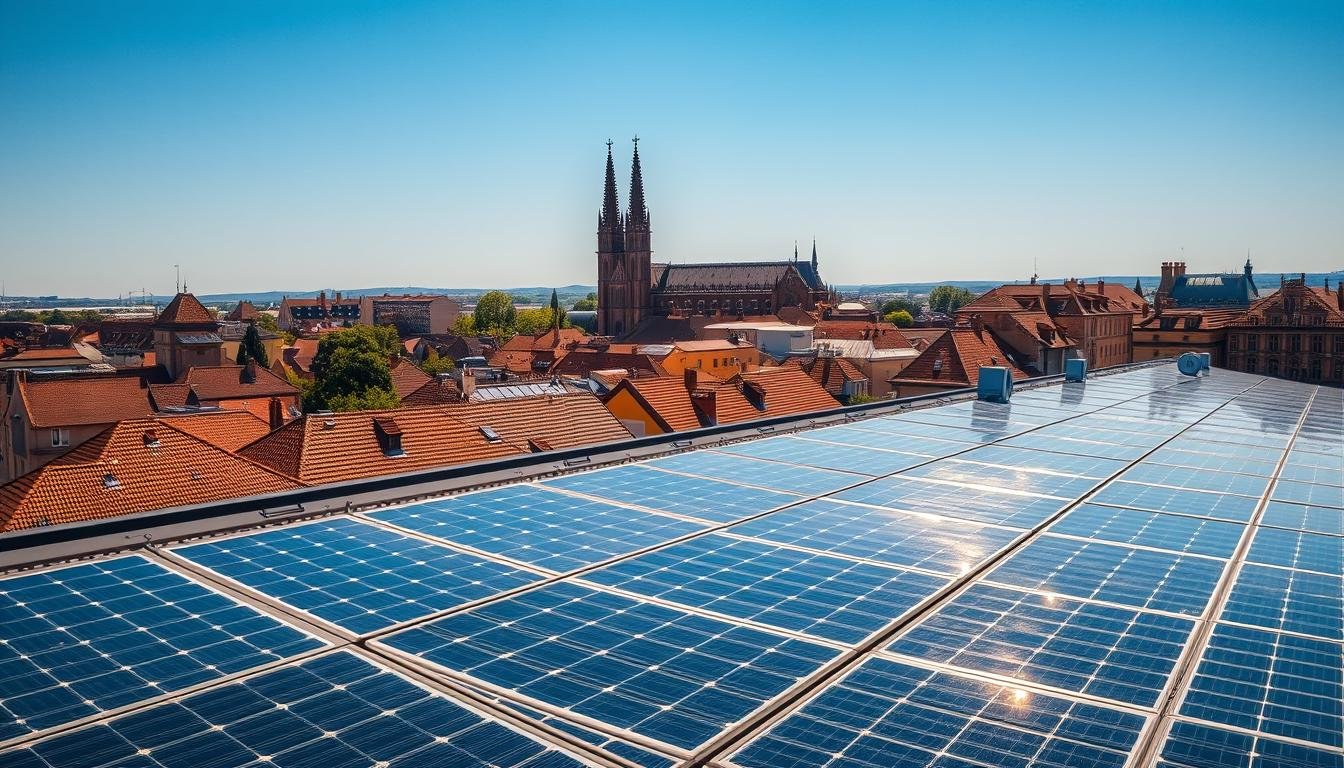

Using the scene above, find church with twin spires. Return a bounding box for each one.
[596,140,831,338]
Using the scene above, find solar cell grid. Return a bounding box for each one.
[844,417,1011,444]
[1048,503,1245,559]
[1279,461,1344,487]
[0,555,322,740]
[1157,719,1344,768]
[1259,501,1344,537]
[1089,481,1261,522]
[366,485,706,573]
[1179,623,1343,749]
[729,657,1147,768]
[1143,447,1282,477]
[646,451,866,496]
[948,445,1130,478]
[580,533,949,644]
[833,476,1069,528]
[541,463,801,523]
[172,517,542,634]
[1,651,587,768]
[1247,527,1344,574]
[904,459,1104,499]
[999,433,1152,462]
[1117,464,1271,498]
[377,580,839,752]
[497,699,678,768]
[886,582,1195,707]
[801,423,977,456]
[721,435,931,476]
[985,535,1225,616]
[725,498,1023,575]
[1272,479,1344,509]
[1220,563,1343,641]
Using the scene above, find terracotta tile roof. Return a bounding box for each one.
[893,326,1030,388]
[9,347,87,361]
[389,358,431,399]
[0,418,301,532]
[97,318,155,352]
[787,356,866,400]
[488,349,548,375]
[812,320,914,349]
[550,347,667,378]
[224,301,260,322]
[156,410,273,452]
[500,328,586,352]
[400,376,461,407]
[17,375,156,428]
[281,339,320,377]
[241,392,627,485]
[606,377,704,432]
[147,383,197,410]
[723,367,839,421]
[178,364,298,401]
[154,293,217,327]
[671,339,754,352]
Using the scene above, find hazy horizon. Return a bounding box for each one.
[3,1,1341,296]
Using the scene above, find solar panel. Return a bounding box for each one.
[1179,623,1343,749]
[887,582,1195,707]
[729,657,1148,768]
[1272,479,1344,508]
[3,651,588,768]
[367,485,707,573]
[1089,481,1261,522]
[1116,464,1271,497]
[0,555,323,740]
[904,458,1105,498]
[833,475,1069,528]
[1259,500,1344,536]
[579,533,949,644]
[984,535,1225,615]
[1220,562,1343,641]
[1246,526,1343,573]
[541,463,802,523]
[1047,503,1246,559]
[720,434,931,476]
[645,451,868,495]
[172,517,542,634]
[375,580,839,752]
[725,498,1023,575]
[1156,719,1344,768]
[799,423,977,456]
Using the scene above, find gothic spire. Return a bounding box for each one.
[628,136,648,227]
[601,140,622,229]
[1133,276,1143,296]
[811,239,818,272]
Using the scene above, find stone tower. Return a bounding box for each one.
[596,139,651,337]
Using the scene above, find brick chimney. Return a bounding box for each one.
[1040,281,1050,310]
[268,397,284,430]
[1096,279,1105,295]
[1174,262,1187,277]
[242,359,258,384]
[683,368,698,393]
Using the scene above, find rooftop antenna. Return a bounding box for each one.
[174,264,181,293]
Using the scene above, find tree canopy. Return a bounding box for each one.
[418,349,455,376]
[884,309,915,327]
[235,324,270,367]
[928,285,978,314]
[880,297,920,317]
[572,292,597,311]
[473,291,516,335]
[305,324,400,412]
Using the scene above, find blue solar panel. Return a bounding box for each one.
[721,435,931,476]
[1259,500,1344,536]
[377,580,838,751]
[1220,563,1343,641]
[802,423,976,456]
[0,555,322,741]
[581,533,949,643]
[497,699,678,768]
[904,459,1105,498]
[1279,461,1344,486]
[986,536,1225,615]
[726,498,1023,575]
[1090,481,1261,522]
[1118,464,1271,497]
[999,432,1154,461]
[1145,446,1282,476]
[888,582,1195,707]
[173,517,542,634]
[1180,623,1342,749]
[646,451,867,495]
[1158,719,1344,768]
[541,463,801,523]
[952,445,1130,478]
[1246,527,1343,574]
[1272,479,1344,509]
[1,651,586,768]
[1048,503,1246,559]
[367,485,706,573]
[847,415,1019,443]
[833,476,1068,528]
[730,657,1147,768]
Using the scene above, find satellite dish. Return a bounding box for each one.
[1177,352,1203,376]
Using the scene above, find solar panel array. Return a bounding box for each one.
[2,363,1341,768]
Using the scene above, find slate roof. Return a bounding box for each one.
[652,261,824,293]
[0,418,301,532]
[1167,273,1260,307]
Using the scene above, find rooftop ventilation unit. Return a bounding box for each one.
[1177,352,1203,377]
[977,366,1012,403]
[1064,358,1087,382]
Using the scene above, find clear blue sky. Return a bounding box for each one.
[2,0,1341,297]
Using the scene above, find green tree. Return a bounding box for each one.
[884,309,915,327]
[255,313,280,333]
[549,289,565,329]
[514,307,569,336]
[928,285,978,314]
[451,315,478,336]
[419,349,455,376]
[473,291,516,334]
[325,387,400,412]
[572,292,597,311]
[40,308,72,325]
[236,324,270,367]
[1,310,38,321]
[880,297,920,316]
[306,325,400,412]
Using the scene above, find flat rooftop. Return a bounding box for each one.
[1,362,1341,767]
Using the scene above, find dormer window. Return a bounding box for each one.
[103,473,120,489]
[373,416,404,457]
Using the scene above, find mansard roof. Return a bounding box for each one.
[1168,273,1260,307]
